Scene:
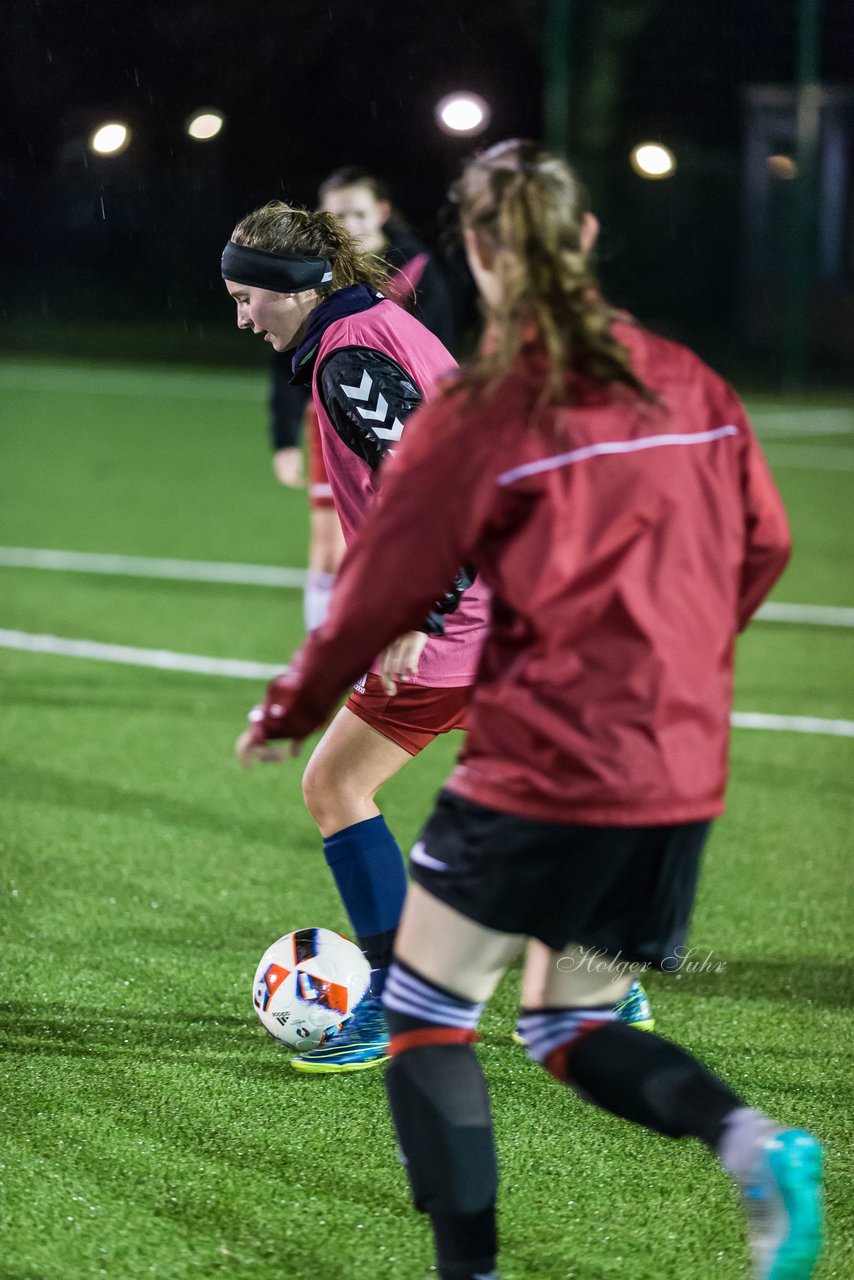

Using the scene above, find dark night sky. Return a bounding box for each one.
[3,0,853,368]
[6,1,852,180]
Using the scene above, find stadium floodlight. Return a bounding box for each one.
[767,154,798,180]
[630,142,676,179]
[187,110,224,141]
[89,122,130,155]
[435,92,491,137]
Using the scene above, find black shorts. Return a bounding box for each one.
[409,790,711,968]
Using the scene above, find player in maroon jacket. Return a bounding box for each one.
[240,141,823,1279]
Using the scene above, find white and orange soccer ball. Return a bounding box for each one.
[252,928,370,1050]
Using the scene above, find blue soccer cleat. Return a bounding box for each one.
[614,979,655,1031]
[738,1128,824,1280]
[289,994,389,1073]
[512,979,655,1045]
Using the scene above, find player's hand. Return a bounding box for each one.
[235,729,289,768]
[273,447,305,488]
[378,630,429,696]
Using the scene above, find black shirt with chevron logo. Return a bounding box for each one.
[316,345,423,472]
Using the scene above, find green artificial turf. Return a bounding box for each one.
[1,361,852,1278]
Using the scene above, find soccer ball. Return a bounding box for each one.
[252,928,370,1050]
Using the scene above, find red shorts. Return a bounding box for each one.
[345,674,470,755]
[305,406,335,510]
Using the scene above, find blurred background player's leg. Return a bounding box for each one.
[305,405,346,633]
[305,510,346,632]
[268,359,346,634]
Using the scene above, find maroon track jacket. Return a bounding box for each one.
[255,323,791,825]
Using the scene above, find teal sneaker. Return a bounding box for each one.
[614,979,655,1031]
[289,995,389,1073]
[739,1128,823,1280]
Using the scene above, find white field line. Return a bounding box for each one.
[0,547,307,588]
[0,630,280,680]
[1,629,853,738]
[756,602,854,627]
[1,547,852,629]
[730,711,854,738]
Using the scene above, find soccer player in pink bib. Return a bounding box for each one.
[270,168,457,633]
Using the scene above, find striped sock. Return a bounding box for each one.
[517,1005,616,1067]
[383,959,484,1051]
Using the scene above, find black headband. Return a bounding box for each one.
[221,240,333,292]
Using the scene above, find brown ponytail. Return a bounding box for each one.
[451,139,651,405]
[231,201,388,294]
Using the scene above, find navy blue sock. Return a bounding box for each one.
[322,816,407,991]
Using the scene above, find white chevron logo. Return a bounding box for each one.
[370,414,405,442]
[340,370,406,442]
[357,393,389,422]
[341,369,372,401]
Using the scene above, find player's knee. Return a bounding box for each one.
[310,514,346,573]
[309,543,341,575]
[517,1006,617,1084]
[301,756,357,829]
[300,756,325,821]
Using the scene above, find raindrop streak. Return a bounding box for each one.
[100,197,106,220]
